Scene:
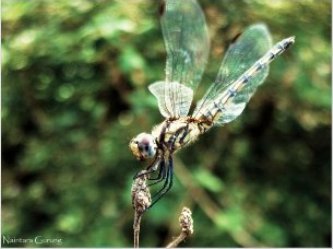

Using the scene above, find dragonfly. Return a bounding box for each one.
[129,0,295,209]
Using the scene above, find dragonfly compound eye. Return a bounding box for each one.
[129,133,157,160]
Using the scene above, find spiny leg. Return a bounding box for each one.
[148,160,167,185]
[148,160,164,180]
[148,163,170,209]
[151,160,170,199]
[133,156,161,179]
[149,156,174,209]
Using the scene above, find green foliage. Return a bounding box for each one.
[2,0,331,247]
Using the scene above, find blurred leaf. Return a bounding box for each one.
[118,46,146,73]
[193,167,224,193]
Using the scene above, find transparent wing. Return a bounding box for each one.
[149,81,193,118]
[152,0,210,118]
[193,23,273,124]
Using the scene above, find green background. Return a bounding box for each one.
[2,0,331,247]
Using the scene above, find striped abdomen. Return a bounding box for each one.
[220,36,295,102]
[203,36,295,123]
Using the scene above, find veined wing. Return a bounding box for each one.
[193,24,273,124]
[149,0,210,119]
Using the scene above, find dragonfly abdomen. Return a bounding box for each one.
[260,36,295,66]
[197,36,295,124]
[219,36,295,105]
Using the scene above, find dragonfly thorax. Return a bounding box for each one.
[152,118,212,154]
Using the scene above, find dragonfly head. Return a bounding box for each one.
[129,133,157,161]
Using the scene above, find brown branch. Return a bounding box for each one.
[133,211,143,248]
[131,173,151,248]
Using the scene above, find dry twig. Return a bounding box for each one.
[131,172,151,248]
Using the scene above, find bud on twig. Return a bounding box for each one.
[166,207,194,248]
[179,207,194,236]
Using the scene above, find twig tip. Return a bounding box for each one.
[179,207,194,236]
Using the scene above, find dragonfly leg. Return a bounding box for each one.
[133,156,161,179]
[148,160,167,185]
[150,163,170,200]
[148,156,174,209]
[133,169,150,179]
